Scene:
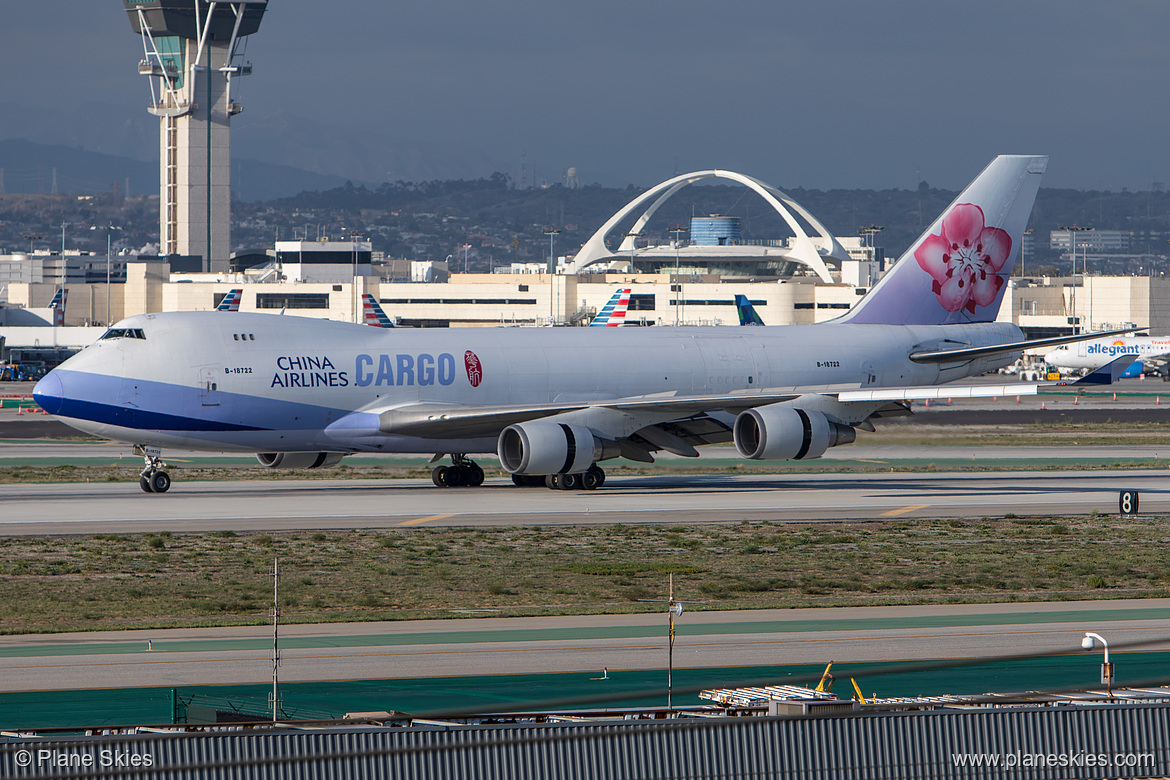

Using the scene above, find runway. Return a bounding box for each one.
[1,599,1167,693]
[0,468,1167,535]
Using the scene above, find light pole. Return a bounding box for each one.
[90,224,122,326]
[1081,632,1113,692]
[624,232,641,273]
[667,573,683,712]
[462,243,471,274]
[668,226,688,326]
[542,228,561,325]
[1060,225,1092,333]
[349,231,364,324]
[858,224,885,279]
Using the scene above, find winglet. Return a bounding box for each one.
[1073,355,1139,385]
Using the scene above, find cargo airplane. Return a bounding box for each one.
[33,155,1130,493]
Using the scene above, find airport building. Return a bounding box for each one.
[4,169,1170,361]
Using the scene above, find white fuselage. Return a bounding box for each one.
[35,311,1021,456]
[1045,336,1170,371]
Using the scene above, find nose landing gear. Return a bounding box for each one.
[135,445,171,494]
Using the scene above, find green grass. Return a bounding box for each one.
[0,517,1166,634]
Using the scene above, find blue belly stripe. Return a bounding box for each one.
[43,396,266,432]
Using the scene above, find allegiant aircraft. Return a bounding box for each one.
[33,156,1130,494]
[1046,335,1168,378]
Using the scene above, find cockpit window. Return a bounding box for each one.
[100,328,146,340]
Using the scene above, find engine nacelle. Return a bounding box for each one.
[733,406,855,461]
[256,452,346,469]
[497,421,620,475]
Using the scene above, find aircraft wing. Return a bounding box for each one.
[330,385,858,440]
[909,327,1138,363]
[328,356,1134,444]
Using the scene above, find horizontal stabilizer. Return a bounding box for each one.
[909,327,1139,364]
[1073,355,1139,385]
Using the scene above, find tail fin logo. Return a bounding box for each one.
[914,203,1011,315]
[464,350,483,388]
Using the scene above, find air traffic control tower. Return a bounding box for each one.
[125,1,268,271]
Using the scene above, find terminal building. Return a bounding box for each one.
[4,169,1170,361]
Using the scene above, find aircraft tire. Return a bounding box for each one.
[140,475,154,493]
[445,467,465,487]
[149,471,171,494]
[545,474,560,489]
[466,464,485,486]
[587,465,605,488]
[432,466,448,487]
[559,472,580,490]
[582,468,602,490]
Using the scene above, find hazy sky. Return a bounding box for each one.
[3,1,1169,191]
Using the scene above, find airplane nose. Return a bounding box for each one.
[33,371,64,415]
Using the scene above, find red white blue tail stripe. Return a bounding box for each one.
[362,293,395,328]
[215,289,243,312]
[590,288,632,326]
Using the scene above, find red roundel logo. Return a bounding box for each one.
[464,350,483,388]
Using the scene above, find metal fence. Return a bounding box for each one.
[1,702,1168,779]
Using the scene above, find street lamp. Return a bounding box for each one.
[542,228,561,325]
[349,231,365,324]
[667,573,683,713]
[462,243,471,274]
[668,226,688,326]
[1059,225,1092,333]
[623,232,641,273]
[1081,632,1113,691]
[90,224,122,326]
[858,224,885,278]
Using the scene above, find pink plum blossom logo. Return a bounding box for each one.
[914,203,1012,314]
[464,350,483,388]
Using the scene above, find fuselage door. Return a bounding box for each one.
[199,367,221,407]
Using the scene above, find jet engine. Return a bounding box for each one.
[497,421,620,475]
[733,406,855,461]
[255,452,346,469]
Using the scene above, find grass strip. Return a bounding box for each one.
[0,516,1166,634]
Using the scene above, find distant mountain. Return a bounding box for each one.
[0,100,507,196]
[0,138,372,201]
[231,109,505,184]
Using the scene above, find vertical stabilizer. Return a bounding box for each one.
[362,293,395,327]
[734,294,765,326]
[49,288,67,326]
[844,155,1047,325]
[215,289,243,312]
[590,288,632,326]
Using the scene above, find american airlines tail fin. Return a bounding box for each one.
[734,294,765,326]
[216,289,243,312]
[362,293,395,328]
[48,288,67,326]
[590,288,632,326]
[844,155,1047,325]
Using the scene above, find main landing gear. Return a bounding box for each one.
[512,465,605,491]
[431,455,485,488]
[135,445,171,494]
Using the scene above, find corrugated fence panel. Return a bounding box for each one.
[0,704,1168,779]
